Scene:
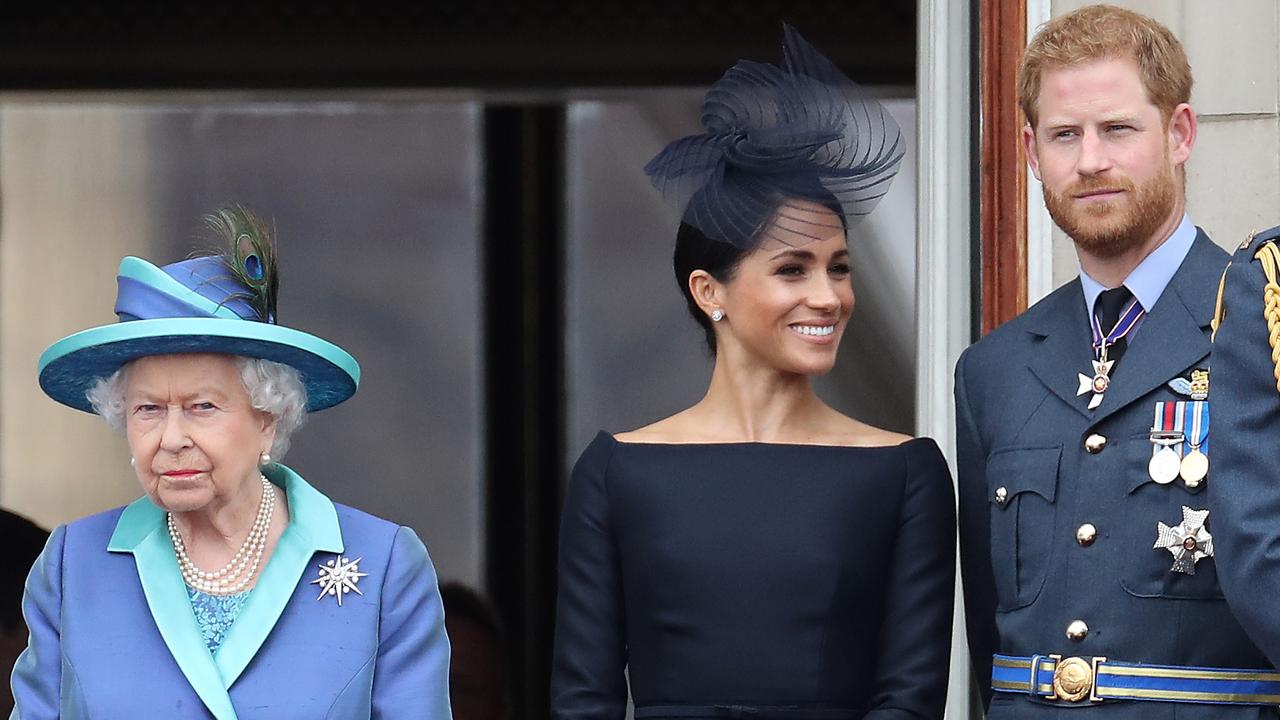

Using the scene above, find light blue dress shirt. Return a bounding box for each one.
[1080,214,1198,339]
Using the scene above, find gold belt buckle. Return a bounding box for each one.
[1049,655,1107,702]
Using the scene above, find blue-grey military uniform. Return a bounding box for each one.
[1206,225,1280,669]
[956,225,1279,718]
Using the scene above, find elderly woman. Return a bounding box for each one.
[9,208,451,719]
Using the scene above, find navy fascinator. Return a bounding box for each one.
[645,24,904,249]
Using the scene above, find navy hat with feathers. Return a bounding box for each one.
[645,24,904,248]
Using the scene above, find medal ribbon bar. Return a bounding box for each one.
[1183,400,1208,457]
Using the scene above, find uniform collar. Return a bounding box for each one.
[1021,228,1224,422]
[1079,213,1197,317]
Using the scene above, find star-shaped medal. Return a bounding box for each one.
[1154,506,1214,575]
[1076,359,1115,410]
[310,555,368,606]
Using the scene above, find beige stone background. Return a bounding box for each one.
[0,108,158,528]
[1049,0,1280,287]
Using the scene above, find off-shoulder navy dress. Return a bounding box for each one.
[551,432,957,720]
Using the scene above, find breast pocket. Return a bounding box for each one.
[1119,434,1223,600]
[987,445,1061,611]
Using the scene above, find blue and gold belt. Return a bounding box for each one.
[993,654,1280,705]
[634,705,859,718]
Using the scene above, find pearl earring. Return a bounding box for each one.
[711,309,725,322]
[259,451,272,468]
[129,457,136,468]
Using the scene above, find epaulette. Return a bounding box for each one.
[1215,226,1280,341]
[1234,224,1280,393]
[1239,224,1280,254]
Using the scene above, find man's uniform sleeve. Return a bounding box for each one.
[1206,225,1280,666]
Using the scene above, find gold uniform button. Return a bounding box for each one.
[1084,434,1107,453]
[1066,620,1089,641]
[1076,523,1097,547]
[994,487,1008,505]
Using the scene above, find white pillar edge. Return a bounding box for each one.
[916,0,975,717]
[1026,0,1056,305]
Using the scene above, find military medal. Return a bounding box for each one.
[1149,401,1185,485]
[1180,400,1209,488]
[1181,451,1208,488]
[1078,295,1144,409]
[1077,358,1116,410]
[1149,442,1182,484]
[1154,506,1214,575]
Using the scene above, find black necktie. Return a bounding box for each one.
[1095,286,1137,368]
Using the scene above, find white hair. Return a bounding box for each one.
[86,356,308,460]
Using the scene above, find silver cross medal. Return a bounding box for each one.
[1077,357,1115,410]
[1154,506,1214,575]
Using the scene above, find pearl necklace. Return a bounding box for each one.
[168,475,275,595]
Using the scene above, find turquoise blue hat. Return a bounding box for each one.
[38,213,360,414]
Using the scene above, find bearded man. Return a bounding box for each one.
[955,5,1278,719]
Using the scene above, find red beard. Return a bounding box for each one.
[1042,158,1178,259]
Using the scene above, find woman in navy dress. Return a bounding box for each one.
[551,27,956,720]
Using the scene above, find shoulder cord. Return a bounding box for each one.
[1253,237,1280,393]
[1212,261,1230,342]
[1210,232,1280,393]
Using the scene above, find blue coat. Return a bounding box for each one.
[1205,226,1280,667]
[955,232,1275,719]
[9,465,452,719]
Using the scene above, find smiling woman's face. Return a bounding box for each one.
[124,353,276,514]
[712,200,854,376]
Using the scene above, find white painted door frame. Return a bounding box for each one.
[916,1,1054,717]
[915,0,975,717]
[1026,0,1055,306]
